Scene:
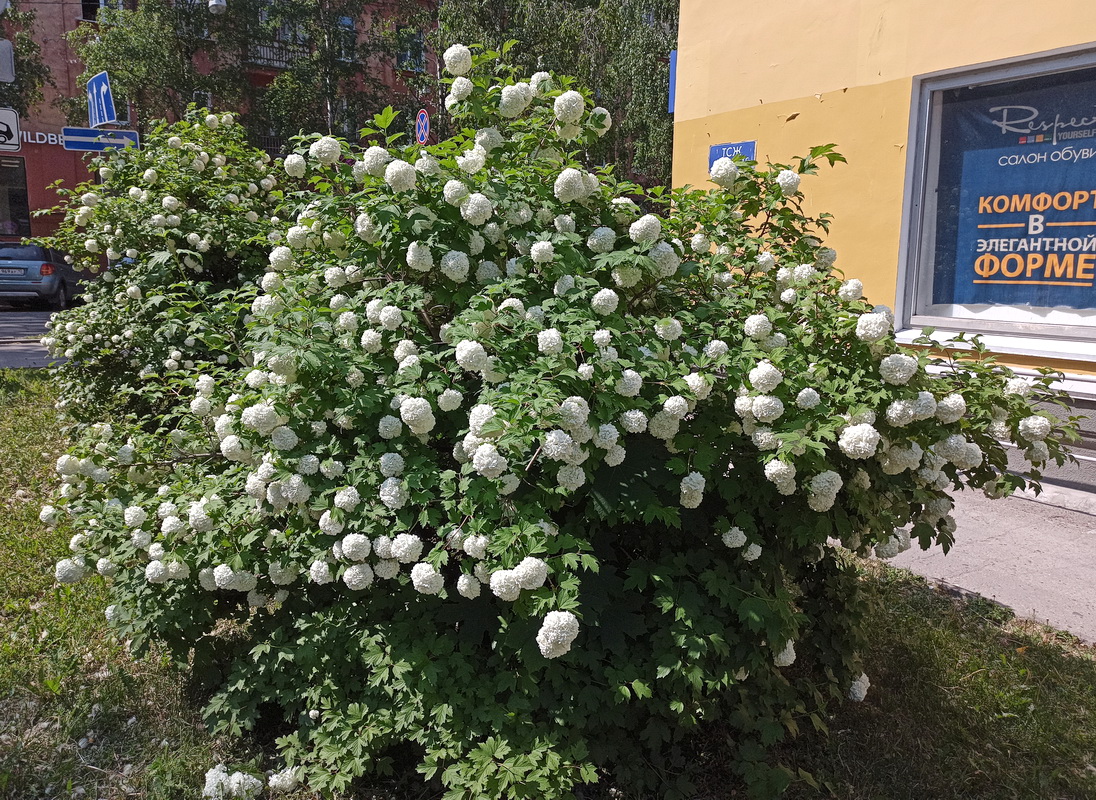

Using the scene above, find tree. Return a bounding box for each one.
[64,0,436,146]
[0,2,54,118]
[63,0,249,133]
[433,0,677,186]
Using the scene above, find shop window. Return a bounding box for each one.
[0,156,31,237]
[899,47,1096,358]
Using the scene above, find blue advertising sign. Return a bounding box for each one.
[708,140,757,170]
[415,109,430,145]
[63,127,139,152]
[86,71,117,128]
[932,66,1096,309]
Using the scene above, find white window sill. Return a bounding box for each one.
[895,327,1096,399]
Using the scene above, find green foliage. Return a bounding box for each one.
[0,2,54,118]
[37,48,1077,800]
[434,0,678,185]
[63,0,434,145]
[33,108,276,422]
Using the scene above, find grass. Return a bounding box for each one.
[1,367,1094,799]
[0,370,274,800]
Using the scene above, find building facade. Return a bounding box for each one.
[672,0,1096,502]
[7,0,436,241]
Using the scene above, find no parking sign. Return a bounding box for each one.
[415,109,429,145]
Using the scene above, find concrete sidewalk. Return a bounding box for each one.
[892,488,1096,641]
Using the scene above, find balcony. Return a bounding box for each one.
[247,42,306,70]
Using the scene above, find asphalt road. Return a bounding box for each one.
[0,309,54,368]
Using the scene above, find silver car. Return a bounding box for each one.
[0,244,79,310]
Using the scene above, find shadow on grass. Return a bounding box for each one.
[779,564,1096,800]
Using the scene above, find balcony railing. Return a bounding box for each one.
[247,42,306,70]
[252,134,287,158]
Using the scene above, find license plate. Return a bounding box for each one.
[0,267,24,276]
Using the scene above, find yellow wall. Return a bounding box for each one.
[672,0,1096,375]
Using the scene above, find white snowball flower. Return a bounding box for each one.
[410,562,444,594]
[450,75,473,101]
[556,464,587,491]
[538,328,564,355]
[839,423,881,459]
[456,145,487,174]
[341,563,373,590]
[268,245,293,271]
[709,157,740,187]
[848,672,871,702]
[591,288,619,315]
[722,527,747,548]
[536,610,580,659]
[379,477,408,509]
[773,640,797,667]
[619,409,648,433]
[443,44,473,76]
[385,159,417,192]
[472,443,508,478]
[456,339,489,371]
[744,314,772,340]
[554,90,585,123]
[530,240,555,263]
[55,557,86,584]
[879,354,918,385]
[776,169,801,195]
[752,395,784,423]
[628,214,662,245]
[378,415,403,439]
[500,82,533,117]
[1005,377,1033,397]
[387,533,422,565]
[457,574,481,599]
[935,394,967,423]
[460,193,493,225]
[838,279,863,302]
[855,312,891,342]
[360,145,392,176]
[379,305,403,330]
[591,106,612,135]
[490,569,522,601]
[554,168,589,203]
[587,226,617,254]
[268,767,300,793]
[309,560,332,585]
[514,556,549,590]
[1018,415,1052,442]
[309,136,342,165]
[749,361,783,392]
[796,388,821,409]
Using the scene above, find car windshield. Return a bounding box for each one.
[0,245,46,261]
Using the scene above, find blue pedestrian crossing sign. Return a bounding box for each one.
[87,71,118,128]
[415,109,429,145]
[63,127,140,152]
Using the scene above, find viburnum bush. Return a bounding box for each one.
[40,45,1076,799]
[36,108,276,423]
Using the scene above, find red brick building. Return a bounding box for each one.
[9,0,436,240]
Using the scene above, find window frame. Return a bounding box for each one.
[896,43,1096,356]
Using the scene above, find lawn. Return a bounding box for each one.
[2,368,1094,799]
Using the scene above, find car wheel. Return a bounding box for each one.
[49,282,69,311]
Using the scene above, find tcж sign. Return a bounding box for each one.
[0,107,20,152]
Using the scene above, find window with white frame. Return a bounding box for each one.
[899,47,1096,355]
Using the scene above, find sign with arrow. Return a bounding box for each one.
[63,127,139,152]
[86,71,118,128]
